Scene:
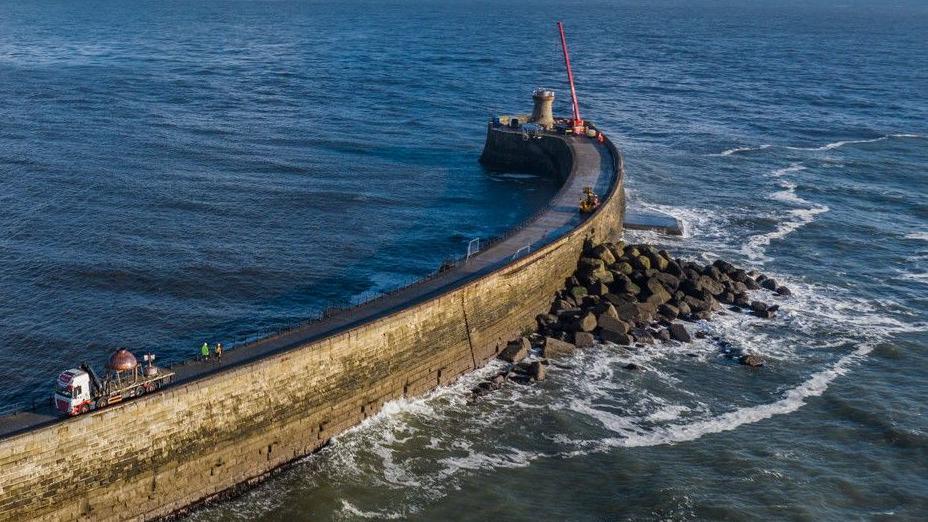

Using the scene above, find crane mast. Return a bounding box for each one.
[557,21,584,133]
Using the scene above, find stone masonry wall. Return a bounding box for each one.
[0,129,624,521]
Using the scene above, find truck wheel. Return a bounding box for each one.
[97,398,108,409]
[135,386,145,397]
[79,404,90,415]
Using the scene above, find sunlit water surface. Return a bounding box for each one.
[1,0,926,519]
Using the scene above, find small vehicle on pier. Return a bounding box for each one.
[53,348,174,416]
[579,186,600,214]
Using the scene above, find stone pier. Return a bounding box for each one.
[0,121,625,521]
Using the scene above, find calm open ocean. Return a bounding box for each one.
[1,0,927,519]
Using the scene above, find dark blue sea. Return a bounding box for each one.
[1,0,927,519]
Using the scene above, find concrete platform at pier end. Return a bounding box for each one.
[624,208,684,235]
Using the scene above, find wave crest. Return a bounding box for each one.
[742,163,828,262]
[713,133,924,156]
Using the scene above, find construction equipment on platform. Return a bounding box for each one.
[52,348,175,416]
[557,21,585,135]
[579,186,600,214]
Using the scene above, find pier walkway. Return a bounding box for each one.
[0,132,618,439]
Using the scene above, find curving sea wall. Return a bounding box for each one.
[0,126,624,521]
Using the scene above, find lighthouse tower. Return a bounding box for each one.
[530,88,555,129]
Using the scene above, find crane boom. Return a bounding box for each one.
[557,21,583,131]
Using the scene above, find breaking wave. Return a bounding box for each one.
[785,136,891,151]
[339,501,406,520]
[714,144,772,156]
[581,345,872,449]
[713,133,924,156]
[770,163,807,177]
[898,271,928,285]
[741,206,830,263]
[742,163,829,262]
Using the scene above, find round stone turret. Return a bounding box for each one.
[531,88,555,129]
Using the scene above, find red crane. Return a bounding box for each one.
[557,21,584,134]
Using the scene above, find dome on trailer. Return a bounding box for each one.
[108,348,138,372]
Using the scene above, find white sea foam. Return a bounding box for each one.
[625,200,723,243]
[742,204,829,262]
[435,445,539,475]
[562,272,922,453]
[904,231,928,241]
[595,344,873,448]
[646,404,691,422]
[339,501,406,520]
[626,174,829,269]
[785,136,889,151]
[897,271,928,285]
[741,163,828,262]
[770,164,807,177]
[711,133,924,157]
[770,182,803,205]
[713,144,772,156]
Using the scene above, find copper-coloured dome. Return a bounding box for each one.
[108,348,138,372]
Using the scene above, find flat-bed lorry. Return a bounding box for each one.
[53,348,174,416]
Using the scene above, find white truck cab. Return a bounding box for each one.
[54,369,93,416]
